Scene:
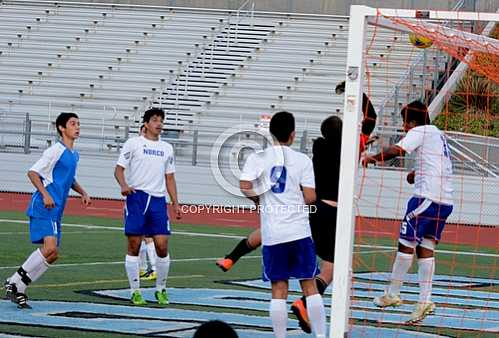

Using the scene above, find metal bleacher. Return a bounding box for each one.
[0,0,443,159]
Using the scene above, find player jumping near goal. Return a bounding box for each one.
[4,113,91,309]
[362,100,453,324]
[115,108,181,306]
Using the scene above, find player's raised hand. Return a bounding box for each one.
[42,193,55,209]
[120,185,135,196]
[81,193,92,207]
[362,155,376,167]
[407,170,415,184]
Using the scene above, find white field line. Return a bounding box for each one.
[30,274,205,288]
[0,219,497,258]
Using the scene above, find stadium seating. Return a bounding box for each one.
[0,0,443,157]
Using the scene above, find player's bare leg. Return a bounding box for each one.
[216,228,262,272]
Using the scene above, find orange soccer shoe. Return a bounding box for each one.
[215,258,234,272]
[291,298,311,334]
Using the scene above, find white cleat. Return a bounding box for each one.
[373,293,403,308]
[406,301,436,324]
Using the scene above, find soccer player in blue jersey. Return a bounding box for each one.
[4,112,91,309]
[363,101,453,324]
[114,108,181,306]
[240,111,326,338]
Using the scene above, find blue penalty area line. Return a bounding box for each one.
[0,218,497,258]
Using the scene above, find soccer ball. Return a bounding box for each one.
[408,33,433,49]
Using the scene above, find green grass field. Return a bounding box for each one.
[0,210,497,338]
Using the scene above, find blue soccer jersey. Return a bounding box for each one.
[26,142,79,222]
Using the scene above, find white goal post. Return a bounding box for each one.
[331,5,499,338]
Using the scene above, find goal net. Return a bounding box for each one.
[331,6,498,338]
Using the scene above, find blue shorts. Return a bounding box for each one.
[262,237,318,282]
[400,197,453,243]
[124,190,170,237]
[29,217,61,246]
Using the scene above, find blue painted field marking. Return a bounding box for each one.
[95,288,499,322]
[95,287,498,332]
[355,272,498,288]
[230,273,499,308]
[0,299,448,338]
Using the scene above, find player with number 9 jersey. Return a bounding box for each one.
[240,146,315,246]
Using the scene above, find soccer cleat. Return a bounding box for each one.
[3,280,16,300]
[154,289,169,305]
[140,270,156,280]
[139,269,148,278]
[130,290,147,305]
[373,293,403,308]
[291,299,312,334]
[145,270,157,281]
[406,301,435,324]
[216,258,234,272]
[13,292,32,309]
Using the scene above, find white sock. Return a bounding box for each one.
[139,241,147,271]
[9,249,49,293]
[306,294,326,337]
[418,257,435,303]
[125,255,140,294]
[146,242,157,271]
[155,255,170,291]
[387,251,413,296]
[270,299,287,338]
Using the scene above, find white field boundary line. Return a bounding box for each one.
[1,219,497,258]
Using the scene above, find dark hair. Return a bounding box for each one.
[321,115,342,143]
[55,112,79,136]
[400,100,430,126]
[269,111,295,143]
[142,108,165,123]
[335,80,345,95]
[361,93,377,135]
[193,320,238,338]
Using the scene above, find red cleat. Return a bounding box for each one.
[291,298,311,334]
[216,258,234,272]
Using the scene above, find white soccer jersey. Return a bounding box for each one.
[117,136,175,197]
[240,146,315,246]
[397,125,453,205]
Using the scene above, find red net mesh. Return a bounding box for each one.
[386,16,499,84]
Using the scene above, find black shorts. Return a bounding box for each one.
[309,200,337,263]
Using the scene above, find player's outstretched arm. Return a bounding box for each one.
[27,170,54,209]
[71,181,91,206]
[362,145,406,167]
[114,165,134,196]
[166,173,181,219]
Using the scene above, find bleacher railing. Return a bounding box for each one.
[1,113,497,177]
